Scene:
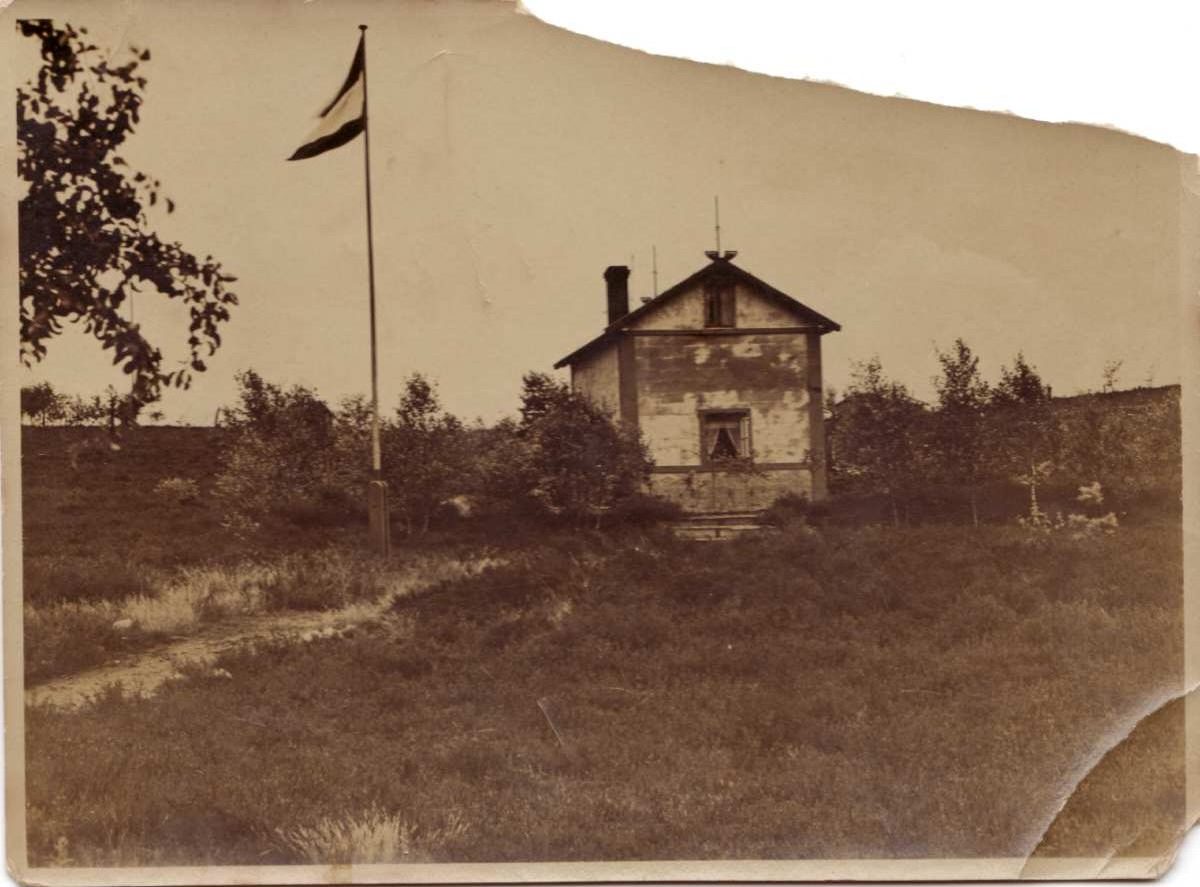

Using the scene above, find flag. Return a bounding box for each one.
[288,36,366,161]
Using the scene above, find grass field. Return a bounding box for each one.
[22,458,1185,868]
[20,427,498,683]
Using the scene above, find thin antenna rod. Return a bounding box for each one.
[714,195,721,253]
[652,245,659,296]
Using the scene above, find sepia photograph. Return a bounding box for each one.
[2,0,1197,883]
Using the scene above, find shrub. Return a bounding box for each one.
[496,372,653,523]
[381,375,474,534]
[23,555,153,607]
[276,485,363,529]
[761,491,811,528]
[214,370,347,532]
[215,371,477,535]
[1018,481,1120,539]
[606,492,683,527]
[20,382,66,426]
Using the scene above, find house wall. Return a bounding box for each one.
[648,466,814,514]
[566,279,833,513]
[633,329,821,512]
[627,282,799,331]
[634,332,813,466]
[570,345,620,416]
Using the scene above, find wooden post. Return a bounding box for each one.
[367,479,390,557]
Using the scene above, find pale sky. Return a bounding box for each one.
[14,0,1189,423]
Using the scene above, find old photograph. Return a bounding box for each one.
[3,0,1196,882]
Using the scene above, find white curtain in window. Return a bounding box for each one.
[703,413,748,460]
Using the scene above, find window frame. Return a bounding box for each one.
[702,282,736,329]
[698,408,753,466]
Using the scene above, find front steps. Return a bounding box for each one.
[671,510,769,541]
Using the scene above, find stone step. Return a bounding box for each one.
[678,511,764,527]
[673,524,765,541]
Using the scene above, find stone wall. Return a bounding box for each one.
[634,332,815,468]
[648,466,813,513]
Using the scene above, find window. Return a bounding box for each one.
[703,282,736,328]
[701,411,751,464]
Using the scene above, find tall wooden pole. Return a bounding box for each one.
[360,24,381,477]
[359,24,390,556]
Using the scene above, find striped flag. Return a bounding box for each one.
[288,35,366,161]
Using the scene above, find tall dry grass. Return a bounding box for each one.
[25,548,500,683]
[275,809,468,864]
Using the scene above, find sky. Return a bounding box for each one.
[13,0,1190,424]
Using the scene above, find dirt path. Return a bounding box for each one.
[26,555,500,711]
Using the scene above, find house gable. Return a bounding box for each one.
[626,279,802,332]
[553,258,839,369]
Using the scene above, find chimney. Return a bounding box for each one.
[604,265,630,326]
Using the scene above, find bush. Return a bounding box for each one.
[497,372,653,523]
[381,375,474,534]
[606,492,683,527]
[214,371,478,536]
[213,371,354,532]
[276,485,364,529]
[761,491,811,528]
[23,555,153,607]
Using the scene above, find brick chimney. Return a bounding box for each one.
[604,265,630,326]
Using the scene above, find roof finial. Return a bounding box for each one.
[652,244,659,297]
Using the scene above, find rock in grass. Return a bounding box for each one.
[112,618,135,632]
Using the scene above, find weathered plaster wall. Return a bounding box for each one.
[628,282,800,331]
[634,332,814,467]
[649,467,813,513]
[570,344,620,416]
[568,283,832,512]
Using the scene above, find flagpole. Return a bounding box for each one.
[359,24,390,555]
[359,25,381,477]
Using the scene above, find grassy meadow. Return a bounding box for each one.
[19,426,1186,866]
[21,427,496,683]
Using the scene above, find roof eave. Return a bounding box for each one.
[553,330,619,369]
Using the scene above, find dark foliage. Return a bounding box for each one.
[830,341,1179,526]
[760,491,823,528]
[18,21,237,415]
[605,492,684,528]
[506,372,653,522]
[20,381,64,425]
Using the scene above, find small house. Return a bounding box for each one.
[554,252,841,514]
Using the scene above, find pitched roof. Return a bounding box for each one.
[553,257,841,369]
